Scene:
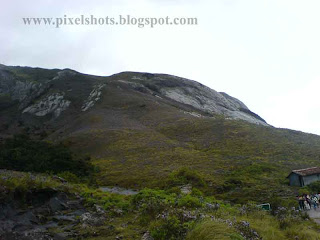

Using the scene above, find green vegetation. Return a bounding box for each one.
[303,180,320,193]
[132,189,176,218]
[186,220,243,240]
[77,116,320,206]
[165,167,207,188]
[0,170,62,193]
[149,215,191,240]
[0,134,93,177]
[4,65,60,82]
[2,120,320,238]
[1,169,320,239]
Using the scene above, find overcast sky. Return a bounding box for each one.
[1,0,320,135]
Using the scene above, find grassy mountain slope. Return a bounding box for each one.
[66,115,320,203]
[1,65,320,204]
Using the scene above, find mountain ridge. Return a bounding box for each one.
[0,64,267,132]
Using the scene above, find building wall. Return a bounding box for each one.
[288,173,302,186]
[303,174,320,186]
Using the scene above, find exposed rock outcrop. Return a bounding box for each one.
[81,84,106,111]
[22,93,71,118]
[0,69,50,110]
[128,74,267,126]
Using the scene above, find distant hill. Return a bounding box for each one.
[1,64,320,202]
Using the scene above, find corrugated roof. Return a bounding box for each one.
[291,167,320,176]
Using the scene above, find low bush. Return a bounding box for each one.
[191,188,203,197]
[166,186,181,195]
[150,215,190,240]
[132,188,176,217]
[305,180,320,193]
[81,188,130,213]
[285,224,320,240]
[166,168,206,188]
[57,171,80,183]
[178,195,202,208]
[186,220,243,240]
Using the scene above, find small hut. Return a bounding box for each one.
[287,167,320,187]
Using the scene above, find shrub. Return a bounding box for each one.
[298,188,309,196]
[178,195,202,208]
[132,188,176,217]
[150,216,189,240]
[305,181,320,193]
[285,224,320,240]
[166,168,206,188]
[57,171,80,183]
[186,220,243,240]
[81,188,130,214]
[220,178,243,193]
[191,188,203,197]
[166,186,181,195]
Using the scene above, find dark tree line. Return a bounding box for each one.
[0,134,93,176]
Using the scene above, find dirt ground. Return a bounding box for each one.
[307,208,320,224]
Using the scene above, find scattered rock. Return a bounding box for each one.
[206,202,220,211]
[0,175,90,240]
[235,220,262,240]
[49,197,67,213]
[100,186,138,195]
[180,184,192,195]
[80,212,106,227]
[52,176,67,183]
[52,215,76,222]
[94,204,106,215]
[141,231,154,240]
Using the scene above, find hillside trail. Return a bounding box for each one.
[307,208,320,224]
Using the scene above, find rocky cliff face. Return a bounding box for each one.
[114,73,267,125]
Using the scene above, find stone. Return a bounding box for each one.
[80,212,105,227]
[49,197,67,213]
[22,93,71,118]
[141,231,154,240]
[180,184,192,194]
[206,202,220,210]
[52,176,67,183]
[81,84,106,111]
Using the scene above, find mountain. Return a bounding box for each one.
[1,64,320,203]
[0,64,266,127]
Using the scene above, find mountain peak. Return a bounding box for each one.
[109,71,267,125]
[0,65,267,139]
